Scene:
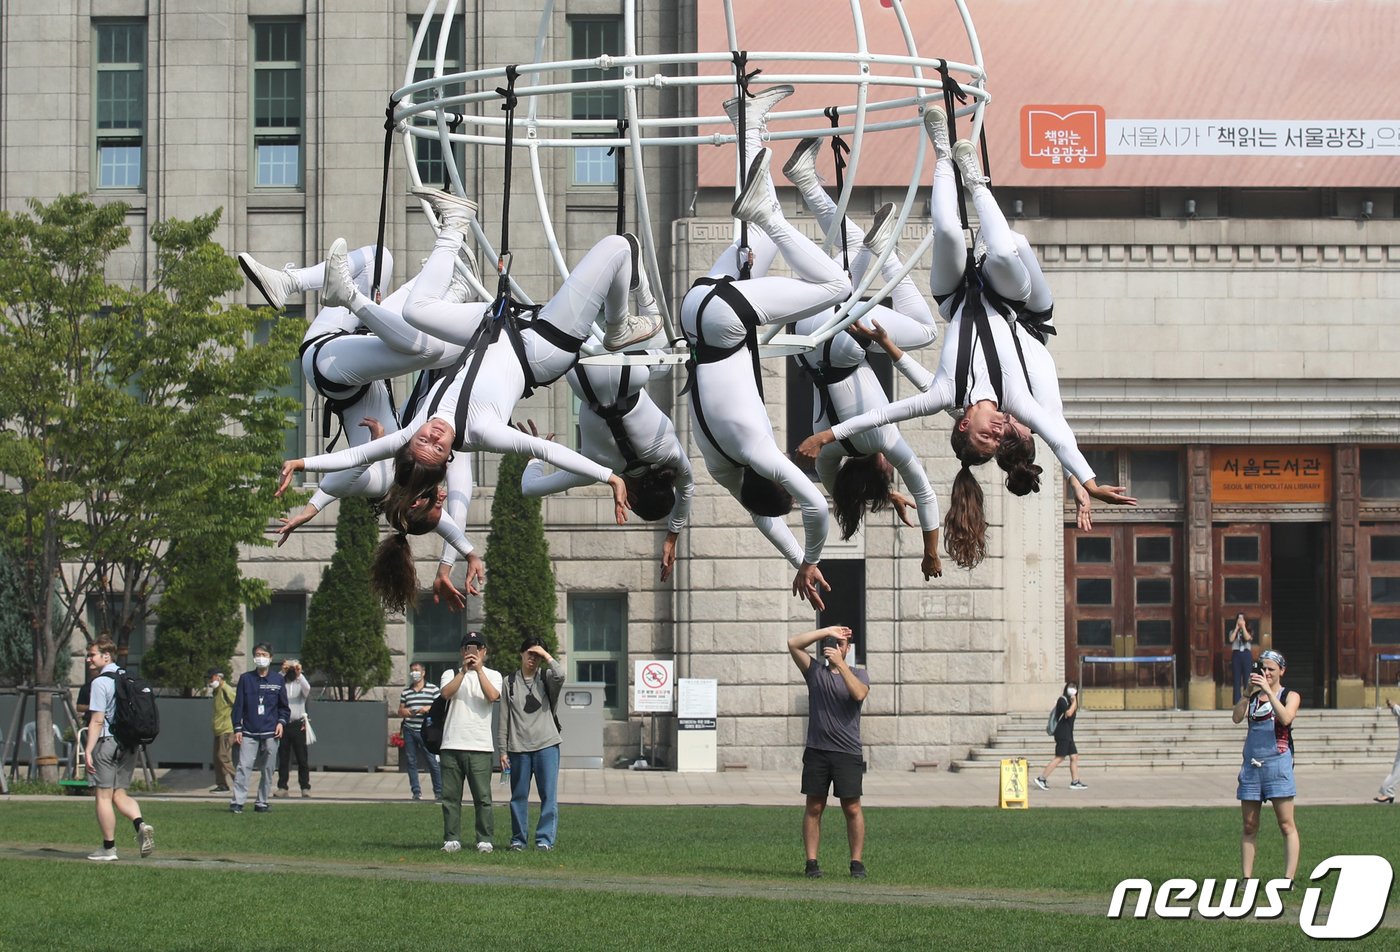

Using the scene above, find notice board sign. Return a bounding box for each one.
[1210,446,1331,504]
[633,660,675,713]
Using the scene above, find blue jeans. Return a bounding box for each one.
[509,744,560,848]
[1231,650,1253,704]
[402,727,442,799]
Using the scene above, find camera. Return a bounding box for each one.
[820,635,840,667]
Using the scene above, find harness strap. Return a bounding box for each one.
[681,276,764,469]
[823,106,852,274]
[730,51,759,280]
[371,99,399,303]
[574,365,645,474]
[794,336,863,457]
[299,331,375,450]
[952,254,1006,411]
[609,119,628,235]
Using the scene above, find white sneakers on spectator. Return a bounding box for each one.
[441,839,462,853]
[476,841,494,854]
[137,822,155,858]
[87,847,119,862]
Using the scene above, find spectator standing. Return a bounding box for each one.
[230,643,289,814]
[1035,683,1086,791]
[276,659,313,798]
[1233,649,1301,879]
[496,636,565,851]
[787,625,869,880]
[1372,689,1399,804]
[1228,613,1255,704]
[399,661,443,802]
[82,640,154,862]
[438,632,502,854]
[208,666,237,793]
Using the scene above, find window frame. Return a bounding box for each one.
[568,592,627,718]
[568,16,624,188]
[408,15,467,190]
[249,592,308,662]
[92,19,146,191]
[250,19,305,190]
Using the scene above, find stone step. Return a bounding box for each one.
[950,755,1382,771]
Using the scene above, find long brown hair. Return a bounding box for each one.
[384,444,448,533]
[996,431,1042,496]
[369,503,445,613]
[832,454,892,540]
[943,425,992,569]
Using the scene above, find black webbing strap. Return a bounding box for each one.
[795,337,862,457]
[442,112,465,190]
[952,254,1006,411]
[400,364,451,427]
[299,331,373,450]
[823,107,852,274]
[681,276,763,468]
[574,365,645,474]
[936,62,971,234]
[371,99,399,304]
[609,119,628,235]
[731,51,759,280]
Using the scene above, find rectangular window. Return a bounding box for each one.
[1372,577,1400,605]
[569,593,626,716]
[256,314,305,465]
[1223,577,1261,604]
[1076,536,1113,564]
[94,21,145,189]
[1076,578,1113,605]
[1137,619,1173,647]
[1374,618,1400,645]
[1135,536,1172,564]
[1360,448,1400,499]
[411,594,466,683]
[1373,536,1400,562]
[252,20,304,188]
[1136,578,1172,605]
[1223,536,1260,563]
[1077,619,1113,647]
[1129,450,1181,501]
[569,17,623,186]
[249,592,307,659]
[409,16,466,189]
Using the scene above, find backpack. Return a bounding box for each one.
[1045,697,1065,736]
[102,669,160,749]
[420,694,449,755]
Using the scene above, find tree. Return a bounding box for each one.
[143,533,259,697]
[482,452,557,678]
[302,496,390,700]
[0,195,302,778]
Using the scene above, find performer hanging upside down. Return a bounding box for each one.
[681,87,852,610]
[519,342,695,582]
[798,108,1135,569]
[245,236,486,593]
[781,141,944,579]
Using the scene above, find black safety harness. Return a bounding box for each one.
[573,364,647,476]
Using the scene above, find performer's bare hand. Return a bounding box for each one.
[513,419,555,443]
[360,417,386,440]
[275,459,304,498]
[921,551,943,580]
[889,491,916,528]
[433,563,467,612]
[793,562,830,611]
[1086,480,1137,507]
[275,504,319,546]
[660,531,679,582]
[609,474,630,525]
[796,431,833,461]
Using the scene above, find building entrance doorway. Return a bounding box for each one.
[1270,523,1329,707]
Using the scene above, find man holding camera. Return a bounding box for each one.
[787,625,869,880]
[438,632,502,854]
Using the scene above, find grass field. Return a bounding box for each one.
[0,799,1394,951]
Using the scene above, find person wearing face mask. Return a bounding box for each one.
[496,635,566,851]
[1035,682,1085,791]
[275,659,313,799]
[230,643,290,814]
[207,667,237,793]
[398,661,443,802]
[787,625,869,880]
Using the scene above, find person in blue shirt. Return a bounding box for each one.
[230,642,290,814]
[82,639,154,862]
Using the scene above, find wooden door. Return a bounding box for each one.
[1213,523,1273,685]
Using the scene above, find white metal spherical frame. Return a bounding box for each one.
[396,0,988,364]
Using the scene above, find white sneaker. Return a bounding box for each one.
[604,312,663,353]
[321,238,357,309]
[411,185,478,235]
[476,841,494,854]
[1033,776,1049,791]
[622,233,659,315]
[730,150,780,229]
[238,253,300,311]
[923,105,951,158]
[722,84,795,139]
[863,202,900,259]
[1069,780,1088,790]
[952,139,987,189]
[87,847,119,862]
[781,137,823,194]
[137,823,155,858]
[441,839,462,853]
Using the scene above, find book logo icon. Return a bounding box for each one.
[1022,105,1106,169]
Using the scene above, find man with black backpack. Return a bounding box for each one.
[82,639,154,862]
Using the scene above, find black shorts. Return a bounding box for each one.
[801,747,864,800]
[1054,733,1078,758]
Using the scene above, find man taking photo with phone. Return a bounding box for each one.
[787,625,869,880]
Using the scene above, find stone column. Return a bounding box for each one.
[1186,446,1216,710]
[1334,444,1363,707]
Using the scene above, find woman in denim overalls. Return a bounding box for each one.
[1232,649,1301,879]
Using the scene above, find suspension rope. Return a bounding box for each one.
[494,65,521,310]
[730,50,760,280]
[442,112,465,190]
[371,98,400,303]
[609,118,628,235]
[823,106,852,274]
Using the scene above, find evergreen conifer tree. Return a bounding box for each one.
[483,453,557,678]
[302,496,390,700]
[143,534,250,696]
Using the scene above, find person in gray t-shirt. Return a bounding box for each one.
[787,625,869,880]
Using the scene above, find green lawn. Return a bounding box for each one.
[0,800,1393,951]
